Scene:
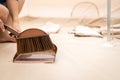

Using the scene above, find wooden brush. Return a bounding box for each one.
[4,24,57,63]
[4,24,20,36]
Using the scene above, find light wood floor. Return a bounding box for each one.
[0,17,120,80]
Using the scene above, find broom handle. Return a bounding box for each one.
[4,24,20,36]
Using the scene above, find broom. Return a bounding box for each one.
[4,24,57,63]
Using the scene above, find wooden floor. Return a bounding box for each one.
[0,17,120,80]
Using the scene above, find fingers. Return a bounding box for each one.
[0,19,5,32]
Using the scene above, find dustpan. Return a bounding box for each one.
[13,28,57,63]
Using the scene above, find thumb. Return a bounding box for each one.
[0,19,5,32]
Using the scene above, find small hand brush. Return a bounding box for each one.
[4,24,57,63]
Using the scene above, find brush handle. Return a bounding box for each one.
[4,24,20,36]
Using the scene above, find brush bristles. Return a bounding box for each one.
[17,35,54,53]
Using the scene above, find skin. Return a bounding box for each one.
[0,0,25,42]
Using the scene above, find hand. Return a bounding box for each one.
[0,19,5,32]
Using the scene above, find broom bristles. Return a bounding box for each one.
[17,35,54,54]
